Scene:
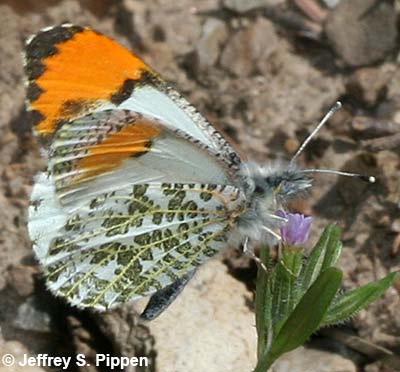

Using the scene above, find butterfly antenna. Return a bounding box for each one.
[299,169,376,183]
[290,101,342,166]
[290,101,376,184]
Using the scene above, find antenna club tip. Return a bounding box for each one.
[332,101,342,112]
[360,175,376,183]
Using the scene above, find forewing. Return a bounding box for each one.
[29,177,246,310]
[47,110,241,207]
[24,23,242,169]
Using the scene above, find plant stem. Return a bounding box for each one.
[253,349,274,372]
[255,247,271,361]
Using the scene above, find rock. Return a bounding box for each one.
[67,316,104,372]
[0,341,47,372]
[7,265,36,297]
[13,297,52,333]
[375,150,400,201]
[351,117,398,138]
[321,0,342,7]
[147,260,257,372]
[194,18,228,72]
[346,66,394,107]
[220,17,278,77]
[272,346,357,372]
[362,133,400,152]
[93,306,155,371]
[325,0,397,67]
[284,137,300,154]
[222,0,273,13]
[392,219,400,233]
[365,357,400,372]
[364,361,383,372]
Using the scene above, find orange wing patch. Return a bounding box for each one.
[74,118,161,183]
[25,24,158,138]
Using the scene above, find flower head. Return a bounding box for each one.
[276,210,313,246]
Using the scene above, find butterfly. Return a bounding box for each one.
[24,24,371,320]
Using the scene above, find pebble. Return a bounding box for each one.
[13,297,52,333]
[194,18,228,72]
[272,346,357,372]
[346,67,394,107]
[222,0,272,13]
[351,117,398,138]
[220,17,278,77]
[321,0,342,8]
[325,0,397,67]
[7,265,36,297]
[284,138,300,154]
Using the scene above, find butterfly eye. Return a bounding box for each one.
[254,185,265,194]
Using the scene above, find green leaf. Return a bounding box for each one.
[271,268,343,356]
[301,225,341,294]
[254,268,343,372]
[321,240,342,273]
[322,272,399,326]
[271,248,303,335]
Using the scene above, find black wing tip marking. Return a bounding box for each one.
[24,24,84,82]
[140,270,195,321]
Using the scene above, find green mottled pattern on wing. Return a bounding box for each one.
[42,182,246,310]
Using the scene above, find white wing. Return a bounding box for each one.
[28,110,247,310]
[29,175,246,310]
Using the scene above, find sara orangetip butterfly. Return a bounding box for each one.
[24,24,373,319]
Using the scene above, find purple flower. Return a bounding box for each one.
[276,210,313,246]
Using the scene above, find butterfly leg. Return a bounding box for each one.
[261,225,281,242]
[242,237,268,272]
